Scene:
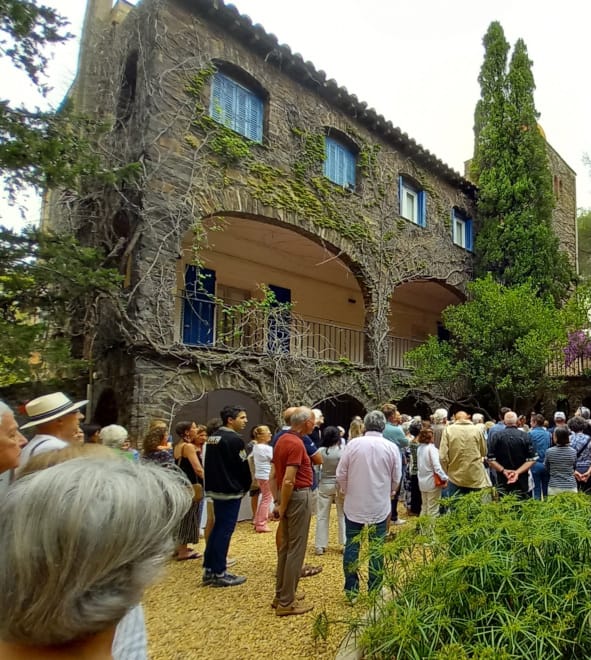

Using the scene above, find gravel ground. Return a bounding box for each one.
[144,515,355,660]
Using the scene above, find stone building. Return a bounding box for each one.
[51,0,575,435]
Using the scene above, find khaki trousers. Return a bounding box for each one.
[275,489,312,607]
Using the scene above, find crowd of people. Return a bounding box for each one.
[1,390,591,653]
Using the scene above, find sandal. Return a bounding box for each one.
[300,564,323,578]
[176,551,202,561]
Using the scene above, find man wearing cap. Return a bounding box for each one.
[18,392,87,469]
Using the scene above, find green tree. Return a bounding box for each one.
[578,208,591,279]
[472,23,574,304]
[0,226,122,386]
[407,275,565,413]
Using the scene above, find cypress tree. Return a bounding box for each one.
[472,24,574,303]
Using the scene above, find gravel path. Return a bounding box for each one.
[144,516,353,659]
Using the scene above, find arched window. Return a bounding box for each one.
[323,136,356,190]
[209,71,264,143]
[116,50,138,128]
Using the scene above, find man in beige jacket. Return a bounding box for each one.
[439,411,489,496]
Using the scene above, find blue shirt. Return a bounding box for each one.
[530,427,551,462]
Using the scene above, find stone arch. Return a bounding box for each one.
[170,388,273,437]
[312,393,366,430]
[201,209,370,298]
[92,387,119,427]
[389,278,465,342]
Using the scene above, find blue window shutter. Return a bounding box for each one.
[419,190,427,227]
[183,267,216,345]
[466,218,473,251]
[398,176,403,215]
[324,137,337,181]
[210,72,223,123]
[345,149,356,188]
[210,72,263,141]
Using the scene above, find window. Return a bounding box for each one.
[324,137,356,190]
[398,176,426,227]
[209,72,264,142]
[452,208,473,251]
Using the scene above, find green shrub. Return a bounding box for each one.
[359,493,591,659]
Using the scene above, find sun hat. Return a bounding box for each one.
[20,392,88,430]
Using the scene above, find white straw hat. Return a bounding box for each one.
[20,392,88,429]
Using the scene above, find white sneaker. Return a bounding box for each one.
[393,519,407,525]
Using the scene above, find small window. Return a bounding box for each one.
[452,208,473,251]
[323,137,356,190]
[209,72,264,143]
[399,176,426,227]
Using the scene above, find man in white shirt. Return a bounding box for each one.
[336,410,401,600]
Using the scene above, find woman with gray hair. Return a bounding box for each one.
[99,424,138,461]
[0,457,191,658]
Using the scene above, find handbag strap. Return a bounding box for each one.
[577,437,591,459]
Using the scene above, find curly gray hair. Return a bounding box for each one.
[0,457,191,646]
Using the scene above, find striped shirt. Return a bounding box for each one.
[544,445,577,490]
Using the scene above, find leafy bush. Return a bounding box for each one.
[359,493,591,659]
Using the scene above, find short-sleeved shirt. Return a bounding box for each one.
[488,427,537,494]
[272,431,313,489]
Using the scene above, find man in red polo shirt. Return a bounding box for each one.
[272,406,315,616]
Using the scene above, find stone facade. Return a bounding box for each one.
[57,0,576,436]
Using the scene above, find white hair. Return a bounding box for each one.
[99,424,128,449]
[472,413,485,424]
[290,406,313,427]
[363,410,386,433]
[433,408,448,423]
[312,408,323,421]
[0,457,191,646]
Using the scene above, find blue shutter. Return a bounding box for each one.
[210,73,263,141]
[451,208,457,243]
[466,218,473,251]
[398,176,403,216]
[324,137,337,182]
[183,266,216,345]
[267,284,291,353]
[418,190,427,227]
[246,94,263,142]
[344,149,356,189]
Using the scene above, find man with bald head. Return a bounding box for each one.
[487,411,537,498]
[0,401,27,494]
[439,411,488,496]
[271,406,315,616]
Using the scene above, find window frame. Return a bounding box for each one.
[323,135,357,190]
[209,71,264,143]
[451,207,474,251]
[398,176,426,227]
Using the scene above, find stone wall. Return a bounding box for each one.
[547,142,578,269]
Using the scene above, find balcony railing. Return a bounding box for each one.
[547,355,591,378]
[179,294,421,369]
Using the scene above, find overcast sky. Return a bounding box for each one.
[2,0,590,228]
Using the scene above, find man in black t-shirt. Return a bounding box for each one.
[487,411,537,498]
[203,405,251,587]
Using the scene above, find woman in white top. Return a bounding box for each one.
[252,425,273,533]
[416,427,448,517]
[315,426,346,554]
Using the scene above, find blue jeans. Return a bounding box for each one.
[343,516,388,594]
[530,461,549,500]
[446,480,481,497]
[203,497,241,575]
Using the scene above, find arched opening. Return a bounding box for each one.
[116,50,138,128]
[170,388,272,435]
[396,393,432,420]
[175,214,366,364]
[312,393,366,432]
[387,279,464,368]
[93,388,119,427]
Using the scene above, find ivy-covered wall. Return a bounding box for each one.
[72,0,478,428]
